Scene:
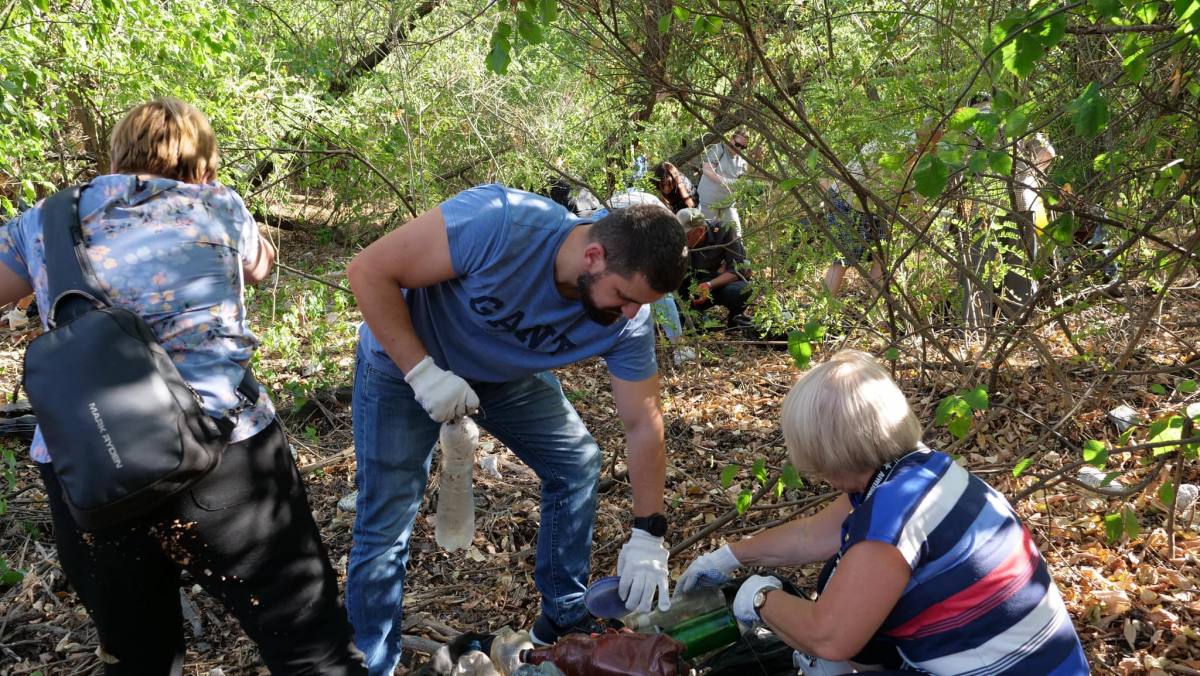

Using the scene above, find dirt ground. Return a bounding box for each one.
[1,268,1199,676]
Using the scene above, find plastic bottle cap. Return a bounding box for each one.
[468,640,482,653]
[584,576,628,619]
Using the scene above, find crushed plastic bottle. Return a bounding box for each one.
[622,586,724,632]
[520,632,686,676]
[490,627,534,676]
[512,663,565,676]
[452,640,501,676]
[436,417,479,552]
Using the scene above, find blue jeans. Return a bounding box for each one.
[347,346,601,676]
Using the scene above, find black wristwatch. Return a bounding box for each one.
[633,513,668,537]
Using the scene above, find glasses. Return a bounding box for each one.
[732,141,748,150]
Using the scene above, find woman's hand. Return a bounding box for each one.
[675,545,742,597]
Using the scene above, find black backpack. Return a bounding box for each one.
[23,184,259,530]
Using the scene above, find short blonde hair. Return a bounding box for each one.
[110,98,218,183]
[781,350,921,478]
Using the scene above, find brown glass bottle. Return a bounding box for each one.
[518,632,686,676]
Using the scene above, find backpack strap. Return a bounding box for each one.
[41,184,112,327]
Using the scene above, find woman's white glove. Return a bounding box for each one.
[674,545,742,597]
[732,575,783,624]
[404,356,479,423]
[617,528,671,613]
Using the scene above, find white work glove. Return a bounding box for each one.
[674,545,742,597]
[617,528,672,613]
[732,575,783,624]
[404,356,480,423]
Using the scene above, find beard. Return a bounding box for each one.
[577,271,622,326]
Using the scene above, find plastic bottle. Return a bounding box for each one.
[622,586,725,632]
[452,640,501,676]
[661,607,741,659]
[512,663,565,676]
[490,627,534,676]
[436,417,479,552]
[519,632,686,676]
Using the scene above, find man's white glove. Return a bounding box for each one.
[404,356,479,423]
[732,575,782,624]
[674,545,742,597]
[617,528,671,613]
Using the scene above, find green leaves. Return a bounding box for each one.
[988,151,1013,176]
[1104,512,1124,543]
[1005,101,1037,138]
[1083,439,1109,468]
[778,178,802,192]
[539,0,558,24]
[884,347,900,361]
[1013,457,1034,477]
[517,11,544,44]
[964,385,989,411]
[948,107,979,131]
[787,322,824,369]
[694,15,722,34]
[1180,380,1198,393]
[991,4,1067,77]
[968,150,988,174]
[1150,383,1168,395]
[1069,83,1111,137]
[1178,0,1200,30]
[937,386,989,440]
[1148,415,1185,454]
[1159,482,1177,506]
[752,458,768,485]
[658,14,671,35]
[781,464,804,489]
[1090,0,1123,17]
[913,155,949,199]
[720,464,739,488]
[487,24,513,75]
[736,490,752,514]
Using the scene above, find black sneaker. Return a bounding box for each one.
[529,614,605,646]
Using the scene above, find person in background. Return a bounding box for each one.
[652,161,697,213]
[822,145,887,298]
[345,184,688,676]
[0,97,366,675]
[675,207,753,328]
[675,350,1089,676]
[597,190,695,365]
[697,129,750,236]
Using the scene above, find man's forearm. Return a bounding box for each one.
[626,420,666,518]
[347,261,430,373]
[704,271,741,291]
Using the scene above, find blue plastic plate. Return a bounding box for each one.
[585,576,627,619]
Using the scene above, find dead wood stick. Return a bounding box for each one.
[402,635,446,654]
[299,447,355,475]
[670,470,781,557]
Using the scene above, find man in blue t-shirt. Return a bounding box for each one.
[345,184,689,675]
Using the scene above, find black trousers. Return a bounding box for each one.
[41,421,367,676]
[687,279,751,325]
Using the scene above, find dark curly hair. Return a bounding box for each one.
[589,204,688,293]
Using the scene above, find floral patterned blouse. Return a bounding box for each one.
[0,175,276,462]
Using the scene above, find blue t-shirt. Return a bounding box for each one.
[0,175,276,463]
[842,448,1089,675]
[360,185,657,383]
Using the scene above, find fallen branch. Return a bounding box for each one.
[670,470,780,557]
[299,447,355,475]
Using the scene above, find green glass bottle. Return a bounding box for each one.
[662,607,741,658]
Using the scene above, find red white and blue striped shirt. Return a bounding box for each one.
[841,448,1089,675]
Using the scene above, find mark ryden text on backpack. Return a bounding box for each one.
[88,402,123,469]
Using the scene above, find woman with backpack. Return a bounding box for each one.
[0,98,367,675]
